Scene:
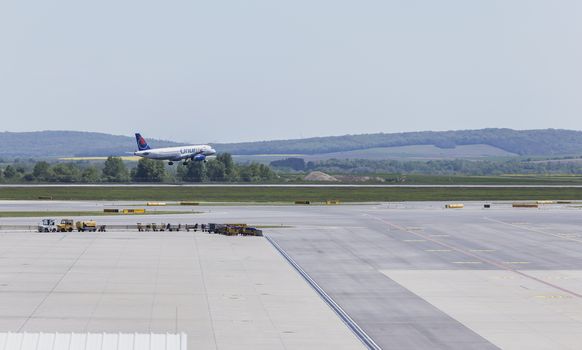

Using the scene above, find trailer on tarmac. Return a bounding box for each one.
[242,227,263,237]
[207,223,263,237]
[166,224,182,232]
[76,220,97,232]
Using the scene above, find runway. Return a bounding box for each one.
[0,201,581,349]
[266,205,582,349]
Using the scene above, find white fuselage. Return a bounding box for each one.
[134,145,216,161]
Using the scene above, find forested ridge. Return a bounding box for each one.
[2,128,582,158]
[214,129,582,156]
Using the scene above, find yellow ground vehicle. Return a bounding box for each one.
[57,219,75,232]
[242,227,263,237]
[76,220,97,232]
[225,225,242,236]
[207,223,263,236]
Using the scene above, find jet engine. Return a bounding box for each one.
[193,154,206,161]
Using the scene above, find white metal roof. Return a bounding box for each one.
[0,332,187,350]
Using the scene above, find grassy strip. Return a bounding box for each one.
[2,186,582,202]
[378,174,582,185]
[275,173,582,185]
[0,211,196,218]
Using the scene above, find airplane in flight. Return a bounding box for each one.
[133,133,217,165]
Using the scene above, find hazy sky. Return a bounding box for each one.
[1,1,581,143]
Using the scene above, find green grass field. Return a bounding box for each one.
[2,186,582,202]
[388,174,582,185]
[274,173,582,185]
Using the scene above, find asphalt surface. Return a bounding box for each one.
[0,227,364,350]
[265,205,582,349]
[1,201,581,349]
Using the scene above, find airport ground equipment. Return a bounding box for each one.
[138,223,158,231]
[224,223,246,234]
[137,223,183,232]
[138,223,155,231]
[225,225,241,236]
[513,202,539,208]
[185,224,199,231]
[484,204,491,208]
[208,224,229,235]
[445,203,464,209]
[38,219,57,232]
[226,223,247,227]
[166,224,182,232]
[97,225,107,232]
[133,222,260,234]
[207,223,263,236]
[123,208,146,214]
[208,223,222,233]
[76,220,97,232]
[57,219,75,232]
[242,227,263,236]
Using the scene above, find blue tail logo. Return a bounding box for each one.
[135,133,151,151]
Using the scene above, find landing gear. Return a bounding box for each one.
[183,161,188,165]
[168,161,174,165]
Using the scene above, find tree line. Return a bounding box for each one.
[7,154,582,183]
[271,157,582,176]
[0,153,276,183]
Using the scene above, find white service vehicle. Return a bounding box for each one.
[38,219,57,232]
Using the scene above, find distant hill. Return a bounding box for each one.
[212,129,582,157]
[1,128,582,159]
[0,131,179,158]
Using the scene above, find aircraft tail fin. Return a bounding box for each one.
[135,133,151,151]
